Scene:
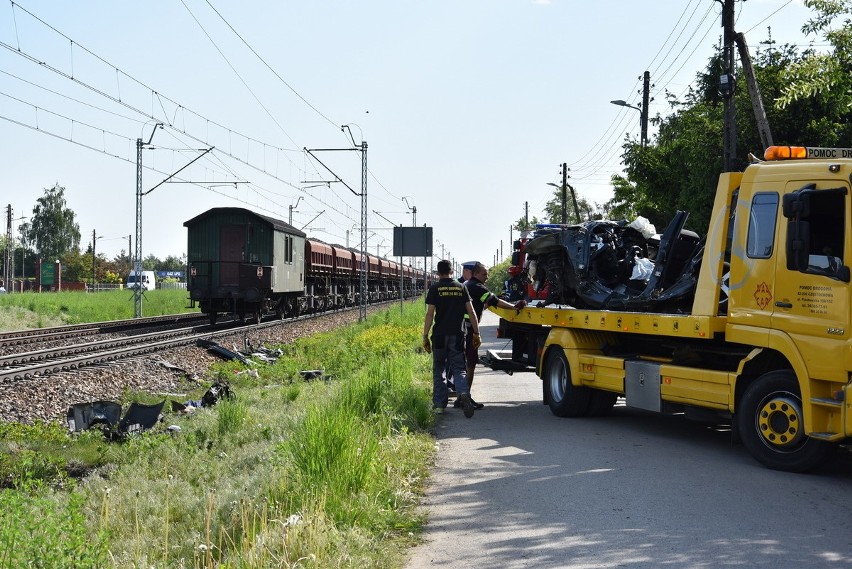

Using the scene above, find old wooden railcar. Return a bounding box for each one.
[185,207,305,324]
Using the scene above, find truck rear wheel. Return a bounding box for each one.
[737,370,835,472]
[543,348,590,417]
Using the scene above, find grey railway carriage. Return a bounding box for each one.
[185,207,305,324]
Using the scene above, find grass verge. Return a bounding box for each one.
[0,289,196,329]
[0,301,436,568]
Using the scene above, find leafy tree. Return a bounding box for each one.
[112,249,132,279]
[611,11,852,237]
[485,257,512,298]
[542,185,595,225]
[59,249,86,282]
[27,184,81,261]
[778,0,852,111]
[142,254,160,271]
[161,254,187,272]
[513,214,540,233]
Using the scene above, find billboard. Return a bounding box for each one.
[392,226,433,257]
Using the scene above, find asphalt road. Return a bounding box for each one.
[405,310,852,569]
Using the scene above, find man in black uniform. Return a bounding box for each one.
[423,260,481,418]
[459,262,526,409]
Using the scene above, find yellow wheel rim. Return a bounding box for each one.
[757,396,804,447]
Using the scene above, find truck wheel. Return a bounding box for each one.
[737,370,835,472]
[543,349,590,417]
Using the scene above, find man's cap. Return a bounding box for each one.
[437,260,453,274]
[461,261,478,270]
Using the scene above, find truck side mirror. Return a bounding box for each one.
[786,220,811,271]
[511,251,520,265]
[782,185,815,218]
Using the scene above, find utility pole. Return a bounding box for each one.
[735,32,774,151]
[721,0,737,171]
[525,202,529,228]
[557,164,581,224]
[92,229,97,291]
[641,71,650,147]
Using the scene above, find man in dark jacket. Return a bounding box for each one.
[423,260,481,418]
[459,262,526,409]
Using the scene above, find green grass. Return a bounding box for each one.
[0,289,197,330]
[0,301,437,568]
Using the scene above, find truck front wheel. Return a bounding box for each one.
[543,348,590,417]
[737,370,834,472]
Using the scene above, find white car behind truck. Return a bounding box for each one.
[127,270,156,291]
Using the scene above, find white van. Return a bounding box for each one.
[127,270,156,291]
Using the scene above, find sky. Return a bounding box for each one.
[0,0,821,271]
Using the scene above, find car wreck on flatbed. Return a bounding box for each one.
[521,212,711,313]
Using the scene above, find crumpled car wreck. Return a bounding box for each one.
[524,211,706,313]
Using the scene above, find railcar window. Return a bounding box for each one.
[285,235,293,263]
[746,192,779,259]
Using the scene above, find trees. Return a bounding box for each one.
[27,184,80,261]
[611,7,852,236]
[160,254,187,272]
[778,0,852,114]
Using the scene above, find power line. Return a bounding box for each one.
[4,1,399,238]
[178,0,300,150]
[202,0,341,131]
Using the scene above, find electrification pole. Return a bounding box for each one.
[4,205,12,288]
[305,127,367,320]
[135,123,162,317]
[359,141,368,321]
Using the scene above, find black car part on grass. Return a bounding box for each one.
[67,400,165,440]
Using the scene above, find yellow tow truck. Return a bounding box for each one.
[490,146,852,471]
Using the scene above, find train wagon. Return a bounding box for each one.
[305,239,334,313]
[331,244,357,308]
[185,207,305,324]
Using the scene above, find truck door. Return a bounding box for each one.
[727,190,778,333]
[220,224,245,286]
[772,181,850,381]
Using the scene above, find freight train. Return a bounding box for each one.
[185,207,430,324]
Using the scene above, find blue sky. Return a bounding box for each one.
[0,0,817,269]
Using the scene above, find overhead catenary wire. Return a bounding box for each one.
[5,0,408,251]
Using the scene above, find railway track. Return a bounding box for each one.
[0,312,207,349]
[0,304,390,383]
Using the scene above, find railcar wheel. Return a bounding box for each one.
[208,312,217,326]
[543,348,590,417]
[736,370,835,472]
